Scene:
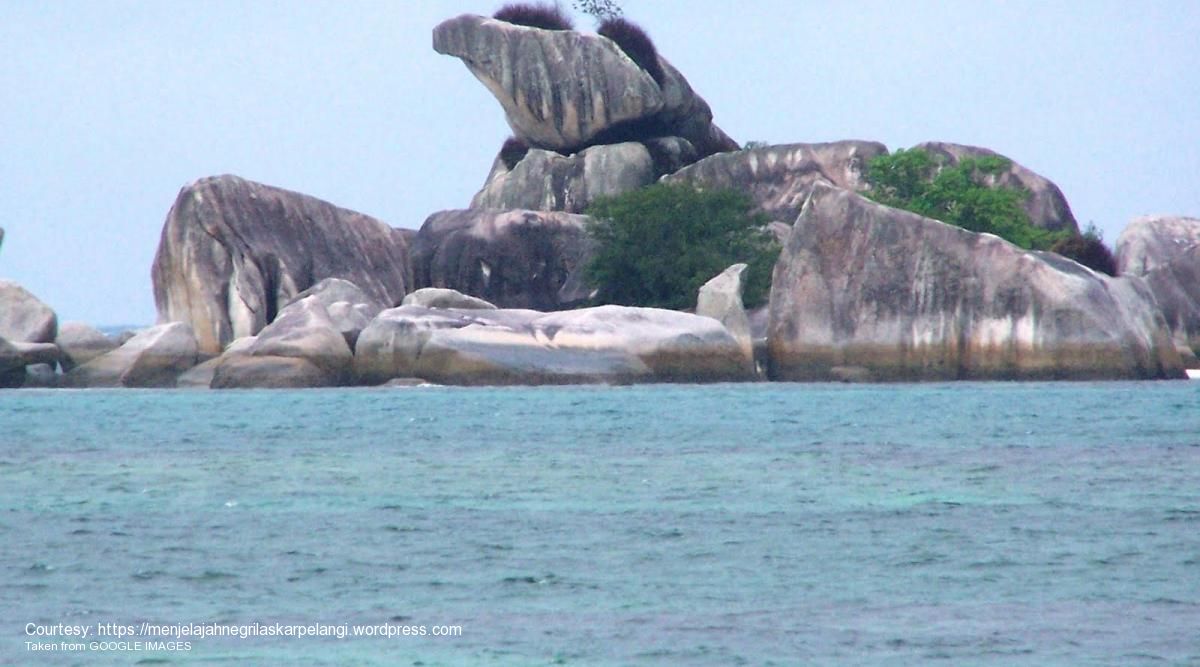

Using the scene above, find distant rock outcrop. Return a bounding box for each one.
[402,287,497,310]
[354,304,753,386]
[151,175,412,356]
[665,141,888,223]
[411,209,594,310]
[0,279,58,344]
[432,14,737,158]
[1116,216,1200,364]
[768,184,1182,381]
[56,322,117,372]
[64,322,199,388]
[914,142,1079,233]
[472,142,656,214]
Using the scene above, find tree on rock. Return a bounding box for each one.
[584,183,778,310]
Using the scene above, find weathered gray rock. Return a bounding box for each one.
[432,14,737,157]
[354,304,752,386]
[473,142,655,214]
[285,278,384,350]
[211,355,333,389]
[665,141,889,224]
[244,296,353,384]
[23,364,57,388]
[55,322,117,372]
[1116,216,1200,363]
[768,183,1182,381]
[914,142,1079,233]
[411,209,594,310]
[1115,215,1200,275]
[0,279,58,344]
[64,322,199,388]
[696,264,754,368]
[402,287,497,310]
[176,335,257,389]
[0,338,60,388]
[152,174,412,355]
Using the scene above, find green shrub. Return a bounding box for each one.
[584,183,778,310]
[865,148,1067,250]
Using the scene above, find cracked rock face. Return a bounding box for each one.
[433,14,737,158]
[151,175,412,355]
[768,183,1182,381]
[410,209,594,311]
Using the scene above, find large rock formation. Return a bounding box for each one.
[411,209,594,310]
[472,142,656,214]
[151,175,412,355]
[768,183,1182,381]
[354,304,752,386]
[0,279,58,344]
[665,141,888,223]
[432,14,737,158]
[64,322,199,388]
[915,142,1079,233]
[210,296,353,389]
[1115,215,1200,275]
[1116,216,1200,362]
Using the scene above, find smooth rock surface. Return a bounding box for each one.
[472,142,655,214]
[247,296,353,383]
[915,142,1079,233]
[411,209,593,310]
[286,278,384,350]
[402,288,497,310]
[696,264,754,369]
[211,355,334,389]
[1116,216,1200,362]
[354,304,752,386]
[433,14,737,157]
[665,141,888,224]
[152,174,411,355]
[56,321,117,372]
[1115,215,1200,275]
[0,279,58,343]
[768,183,1182,381]
[64,322,199,388]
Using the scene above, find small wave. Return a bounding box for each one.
[179,570,238,582]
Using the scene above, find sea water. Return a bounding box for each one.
[2,382,1198,666]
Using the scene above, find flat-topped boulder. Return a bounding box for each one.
[1116,216,1200,363]
[0,279,58,344]
[411,209,594,310]
[433,14,736,158]
[768,183,1182,381]
[665,141,888,223]
[914,142,1079,233]
[151,175,412,356]
[354,304,753,386]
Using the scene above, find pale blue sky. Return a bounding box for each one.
[2,0,1197,325]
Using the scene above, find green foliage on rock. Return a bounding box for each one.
[584,183,779,310]
[865,148,1066,251]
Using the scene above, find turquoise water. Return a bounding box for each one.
[2,382,1199,665]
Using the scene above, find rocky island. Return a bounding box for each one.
[1,8,1196,388]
